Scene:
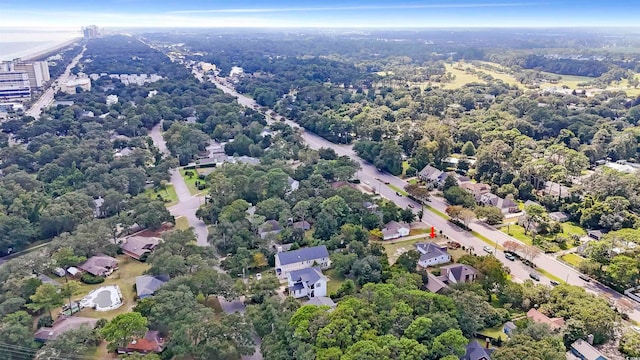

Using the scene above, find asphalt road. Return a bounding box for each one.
[207,74,640,322]
[149,122,209,246]
[25,47,85,118]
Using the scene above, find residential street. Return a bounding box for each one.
[208,75,640,322]
[149,123,208,246]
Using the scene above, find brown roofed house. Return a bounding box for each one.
[34,316,98,342]
[118,330,165,355]
[526,308,565,330]
[78,255,118,277]
[120,236,161,260]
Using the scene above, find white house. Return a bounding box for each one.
[415,242,451,267]
[287,267,327,299]
[275,245,331,278]
[381,221,410,240]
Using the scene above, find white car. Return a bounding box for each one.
[631,326,640,333]
[483,246,493,253]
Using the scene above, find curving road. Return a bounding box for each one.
[206,73,640,322]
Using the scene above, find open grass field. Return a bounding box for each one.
[440,64,484,89]
[500,224,532,245]
[180,168,209,195]
[561,253,586,267]
[68,255,150,321]
[143,185,178,207]
[539,72,595,88]
[382,238,428,264]
[501,222,585,249]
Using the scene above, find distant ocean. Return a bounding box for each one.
[0,28,82,61]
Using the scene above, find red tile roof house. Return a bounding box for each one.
[118,330,165,355]
[120,236,161,261]
[78,255,119,277]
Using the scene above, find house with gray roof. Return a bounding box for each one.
[258,220,282,239]
[292,220,311,231]
[569,339,608,360]
[418,165,443,183]
[120,236,161,261]
[287,267,328,299]
[381,221,410,240]
[34,316,98,342]
[305,296,337,308]
[415,242,451,268]
[479,193,518,214]
[78,255,118,277]
[287,176,300,192]
[275,245,330,278]
[135,275,169,299]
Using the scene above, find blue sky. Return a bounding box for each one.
[1,0,639,28]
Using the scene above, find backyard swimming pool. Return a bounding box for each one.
[80,285,123,311]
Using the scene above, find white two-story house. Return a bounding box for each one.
[275,245,331,279]
[287,267,328,299]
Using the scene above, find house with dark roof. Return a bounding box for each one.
[415,242,451,268]
[118,330,165,355]
[78,255,118,277]
[135,275,169,299]
[258,220,282,239]
[292,220,311,231]
[426,264,478,293]
[461,340,494,360]
[120,236,161,261]
[569,339,608,360]
[275,245,330,278]
[287,267,328,299]
[526,308,565,330]
[34,316,98,342]
[381,221,410,240]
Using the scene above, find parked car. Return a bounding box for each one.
[505,253,516,261]
[396,192,402,197]
[447,241,461,249]
[483,246,493,253]
[550,280,560,286]
[529,273,541,281]
[578,274,592,282]
[407,204,414,208]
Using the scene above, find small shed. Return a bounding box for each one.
[67,267,80,276]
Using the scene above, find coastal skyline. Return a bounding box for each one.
[1,0,640,28]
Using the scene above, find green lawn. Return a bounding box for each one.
[382,238,429,264]
[500,224,533,245]
[68,255,150,321]
[562,222,586,236]
[424,204,449,220]
[538,268,564,284]
[561,253,586,267]
[143,185,178,207]
[325,269,346,296]
[180,168,209,195]
[408,178,419,185]
[477,324,506,340]
[387,183,408,196]
[175,216,191,230]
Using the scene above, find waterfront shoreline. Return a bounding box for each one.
[22,37,83,61]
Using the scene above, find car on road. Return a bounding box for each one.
[365,180,370,185]
[578,274,592,282]
[631,325,640,333]
[384,181,390,184]
[529,273,541,281]
[550,280,560,286]
[504,253,516,261]
[483,246,493,253]
[396,192,402,197]
[407,204,414,208]
[447,241,461,249]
